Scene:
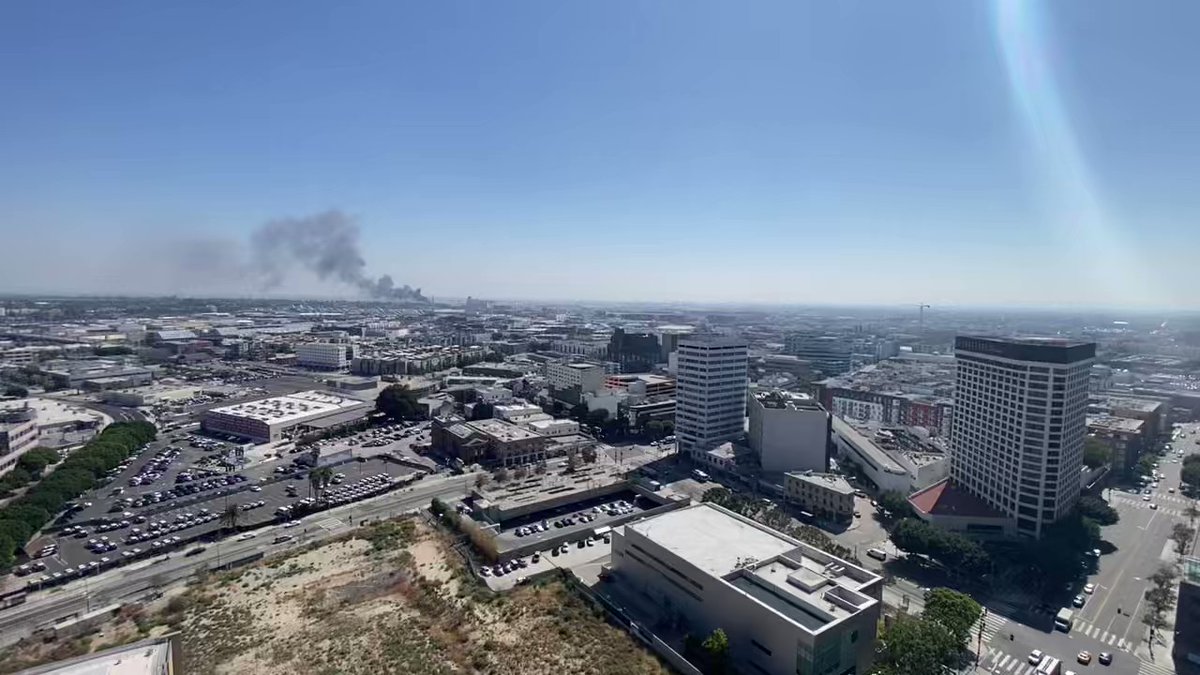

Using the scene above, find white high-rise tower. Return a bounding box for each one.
[675,335,749,456]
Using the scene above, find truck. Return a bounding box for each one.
[1054,607,1074,632]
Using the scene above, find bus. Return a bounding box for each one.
[1054,607,1074,632]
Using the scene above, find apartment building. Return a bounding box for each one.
[675,335,748,456]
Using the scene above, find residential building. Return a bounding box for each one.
[784,472,855,522]
[546,362,605,394]
[611,502,881,675]
[748,390,830,473]
[785,333,851,377]
[201,390,370,443]
[951,336,1095,538]
[295,342,355,370]
[0,407,39,476]
[676,335,748,456]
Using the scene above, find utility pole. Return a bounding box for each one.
[975,607,987,666]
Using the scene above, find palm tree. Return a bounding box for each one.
[312,467,334,501]
[308,469,322,498]
[222,502,241,534]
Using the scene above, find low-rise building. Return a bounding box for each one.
[784,472,855,522]
[525,418,580,438]
[830,417,949,495]
[546,362,605,394]
[611,502,881,675]
[201,390,370,443]
[431,417,548,466]
[0,407,38,476]
[296,342,355,370]
[604,373,676,399]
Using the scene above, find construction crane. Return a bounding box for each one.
[916,303,931,331]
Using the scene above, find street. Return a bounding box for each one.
[973,423,1200,675]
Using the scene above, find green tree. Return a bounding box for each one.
[877,491,914,519]
[470,402,495,420]
[568,403,589,421]
[586,408,610,426]
[1077,496,1120,526]
[875,614,958,675]
[700,628,731,675]
[581,445,598,463]
[645,420,665,438]
[1172,522,1195,560]
[375,384,422,421]
[221,502,241,533]
[1139,454,1161,478]
[1082,437,1112,469]
[922,588,983,648]
[1182,458,1200,489]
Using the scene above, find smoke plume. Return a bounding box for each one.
[249,210,427,302]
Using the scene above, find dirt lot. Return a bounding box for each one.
[1,518,668,675]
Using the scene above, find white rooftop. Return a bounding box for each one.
[627,503,797,577]
[206,390,367,425]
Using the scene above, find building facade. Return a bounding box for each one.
[675,336,748,456]
[611,503,881,675]
[607,328,661,373]
[748,390,830,473]
[784,472,855,522]
[785,333,851,377]
[295,342,355,370]
[0,407,39,476]
[951,336,1095,538]
[545,362,605,394]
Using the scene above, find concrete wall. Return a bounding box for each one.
[748,398,830,473]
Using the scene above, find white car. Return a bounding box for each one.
[237,532,256,541]
[283,520,301,528]
[1028,649,1044,665]
[1084,583,1095,594]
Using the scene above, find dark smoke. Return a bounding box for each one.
[250,210,427,302]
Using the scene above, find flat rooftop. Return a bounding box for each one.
[468,418,543,442]
[627,503,798,577]
[1088,415,1145,434]
[18,637,174,675]
[787,472,854,495]
[755,390,824,411]
[206,390,368,425]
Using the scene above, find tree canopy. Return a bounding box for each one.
[890,519,990,576]
[922,588,983,648]
[874,614,958,675]
[375,384,422,421]
[877,491,914,519]
[1077,495,1120,526]
[1082,437,1111,469]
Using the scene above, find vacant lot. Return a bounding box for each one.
[2,518,667,675]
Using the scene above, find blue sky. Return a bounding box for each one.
[1,1,1198,308]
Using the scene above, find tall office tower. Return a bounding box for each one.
[676,335,749,456]
[784,332,851,376]
[952,336,1095,538]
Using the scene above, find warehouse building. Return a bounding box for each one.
[201,390,370,443]
[611,502,881,675]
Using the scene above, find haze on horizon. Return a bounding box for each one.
[2,1,1198,310]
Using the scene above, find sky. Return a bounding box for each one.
[1,0,1198,309]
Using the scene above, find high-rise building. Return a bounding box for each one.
[1174,557,1200,673]
[607,328,661,373]
[748,390,830,473]
[784,333,851,376]
[676,335,748,455]
[951,336,1095,538]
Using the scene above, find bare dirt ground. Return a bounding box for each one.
[1,518,668,675]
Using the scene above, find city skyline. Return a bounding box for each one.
[3,1,1200,309]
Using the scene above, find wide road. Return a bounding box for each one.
[0,472,479,647]
[975,423,1199,675]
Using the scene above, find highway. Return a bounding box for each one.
[0,471,479,647]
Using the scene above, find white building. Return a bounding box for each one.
[0,408,39,476]
[748,390,830,473]
[676,335,748,456]
[493,403,546,421]
[952,336,1095,538]
[525,418,580,437]
[830,417,949,495]
[545,362,605,394]
[201,390,370,443]
[612,503,881,675]
[784,472,855,522]
[296,342,355,370]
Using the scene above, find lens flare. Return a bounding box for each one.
[993,0,1163,308]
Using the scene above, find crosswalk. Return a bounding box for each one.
[1111,496,1189,519]
[1138,660,1177,675]
[979,649,1038,674]
[1071,616,1134,651]
[977,611,1009,645]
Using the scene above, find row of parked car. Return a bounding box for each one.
[128,446,182,487]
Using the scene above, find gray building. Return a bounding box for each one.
[785,333,851,377]
[612,502,881,675]
[748,390,830,473]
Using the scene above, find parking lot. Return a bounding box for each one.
[493,490,658,552]
[19,441,415,590]
[483,529,614,591]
